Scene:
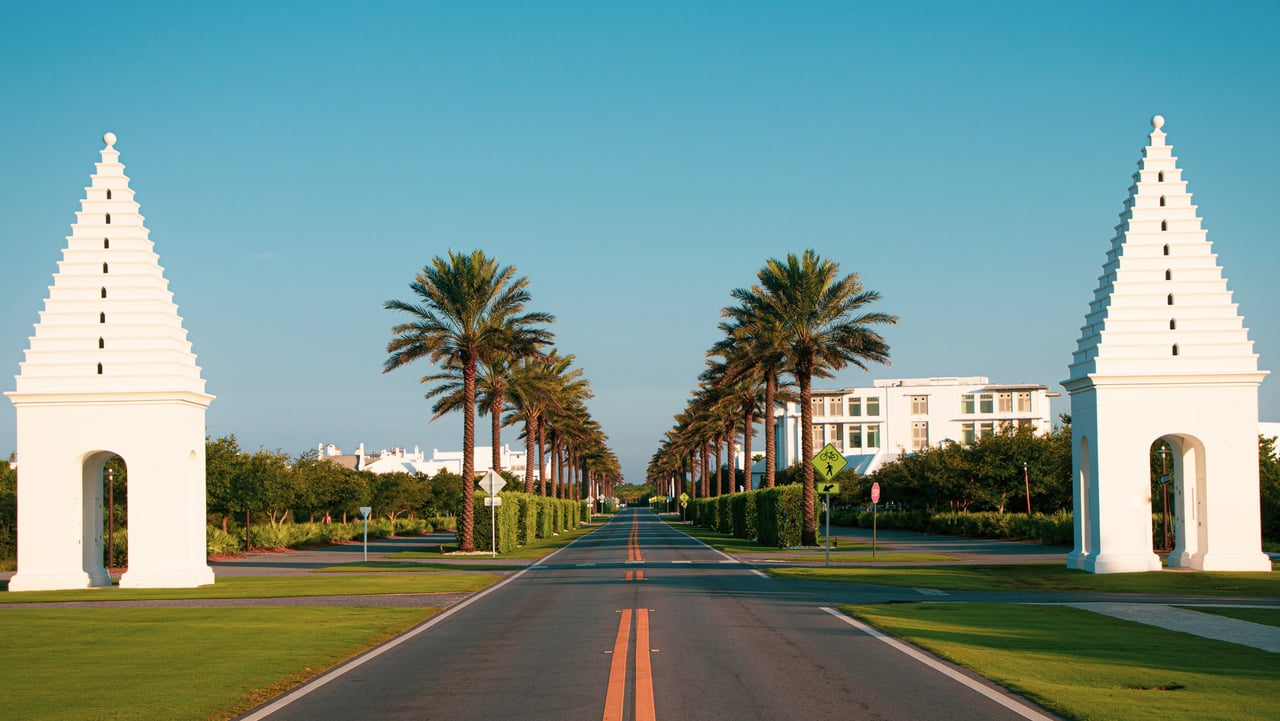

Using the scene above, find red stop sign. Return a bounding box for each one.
[871,482,881,504]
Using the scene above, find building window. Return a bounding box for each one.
[811,398,824,417]
[99,312,106,324]
[961,394,975,414]
[1017,419,1034,431]
[98,337,104,349]
[997,392,1012,413]
[1172,344,1179,356]
[848,425,862,449]
[829,398,843,417]
[829,425,843,451]
[1015,391,1031,413]
[910,395,928,415]
[1165,269,1172,280]
[100,287,107,298]
[106,189,112,200]
[911,422,929,451]
[1169,318,1176,330]
[979,421,995,438]
[1167,294,1174,305]
[865,397,880,416]
[104,238,109,249]
[812,426,824,448]
[102,262,109,274]
[848,397,861,416]
[1163,243,1170,256]
[979,394,993,413]
[866,425,881,448]
[1158,171,1165,182]
[97,363,103,375]
[105,213,111,225]
[1159,195,1166,207]
[961,422,976,446]
[1161,220,1168,231]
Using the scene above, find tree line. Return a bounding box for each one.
[648,250,897,546]
[381,250,620,552]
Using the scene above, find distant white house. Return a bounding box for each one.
[760,376,1059,486]
[316,442,544,479]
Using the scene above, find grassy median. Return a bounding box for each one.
[0,606,440,721]
[771,563,1280,596]
[843,602,1280,721]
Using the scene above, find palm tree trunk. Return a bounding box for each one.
[765,371,777,488]
[724,428,734,495]
[799,360,816,546]
[460,357,477,552]
[491,390,504,473]
[743,404,753,492]
[701,441,711,499]
[523,414,537,494]
[550,434,561,499]
[537,419,547,496]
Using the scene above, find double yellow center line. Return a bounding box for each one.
[602,608,656,721]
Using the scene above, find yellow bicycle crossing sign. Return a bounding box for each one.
[811,443,847,481]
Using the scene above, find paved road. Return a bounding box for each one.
[239,509,1060,721]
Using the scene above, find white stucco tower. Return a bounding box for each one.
[6,133,215,590]
[1064,116,1270,574]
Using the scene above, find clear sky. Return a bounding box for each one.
[2,2,1277,483]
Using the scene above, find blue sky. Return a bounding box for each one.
[2,2,1277,483]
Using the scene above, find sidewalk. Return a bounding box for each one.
[1064,602,1280,653]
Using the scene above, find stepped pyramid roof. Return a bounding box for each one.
[1067,116,1261,382]
[9,132,210,400]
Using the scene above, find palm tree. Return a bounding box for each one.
[713,313,790,488]
[383,250,553,552]
[733,250,896,545]
[506,352,587,493]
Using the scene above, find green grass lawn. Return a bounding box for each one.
[0,606,438,721]
[0,573,497,603]
[843,603,1280,721]
[771,563,1280,597]
[1180,606,1280,628]
[663,522,896,554]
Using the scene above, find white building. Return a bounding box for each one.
[7,133,214,590]
[317,442,543,479]
[1064,116,1270,573]
[769,377,1057,481]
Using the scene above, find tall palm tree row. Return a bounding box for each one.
[384,250,616,552]
[648,250,896,547]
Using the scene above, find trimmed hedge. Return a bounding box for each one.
[696,500,1170,550]
[850,509,1074,546]
[205,517,433,556]
[471,491,583,553]
[691,484,803,548]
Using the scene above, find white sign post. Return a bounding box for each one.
[870,482,881,560]
[359,506,372,563]
[478,470,506,558]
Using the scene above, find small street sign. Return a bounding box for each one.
[871,482,881,504]
[484,497,502,507]
[811,443,848,481]
[680,500,688,508]
[586,495,595,505]
[819,482,840,495]
[679,492,690,503]
[477,469,506,496]
[358,506,372,519]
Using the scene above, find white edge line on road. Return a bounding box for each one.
[239,531,595,720]
[819,607,1058,721]
[750,570,768,578]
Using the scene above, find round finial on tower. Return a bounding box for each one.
[1151,115,1165,131]
[103,132,117,148]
